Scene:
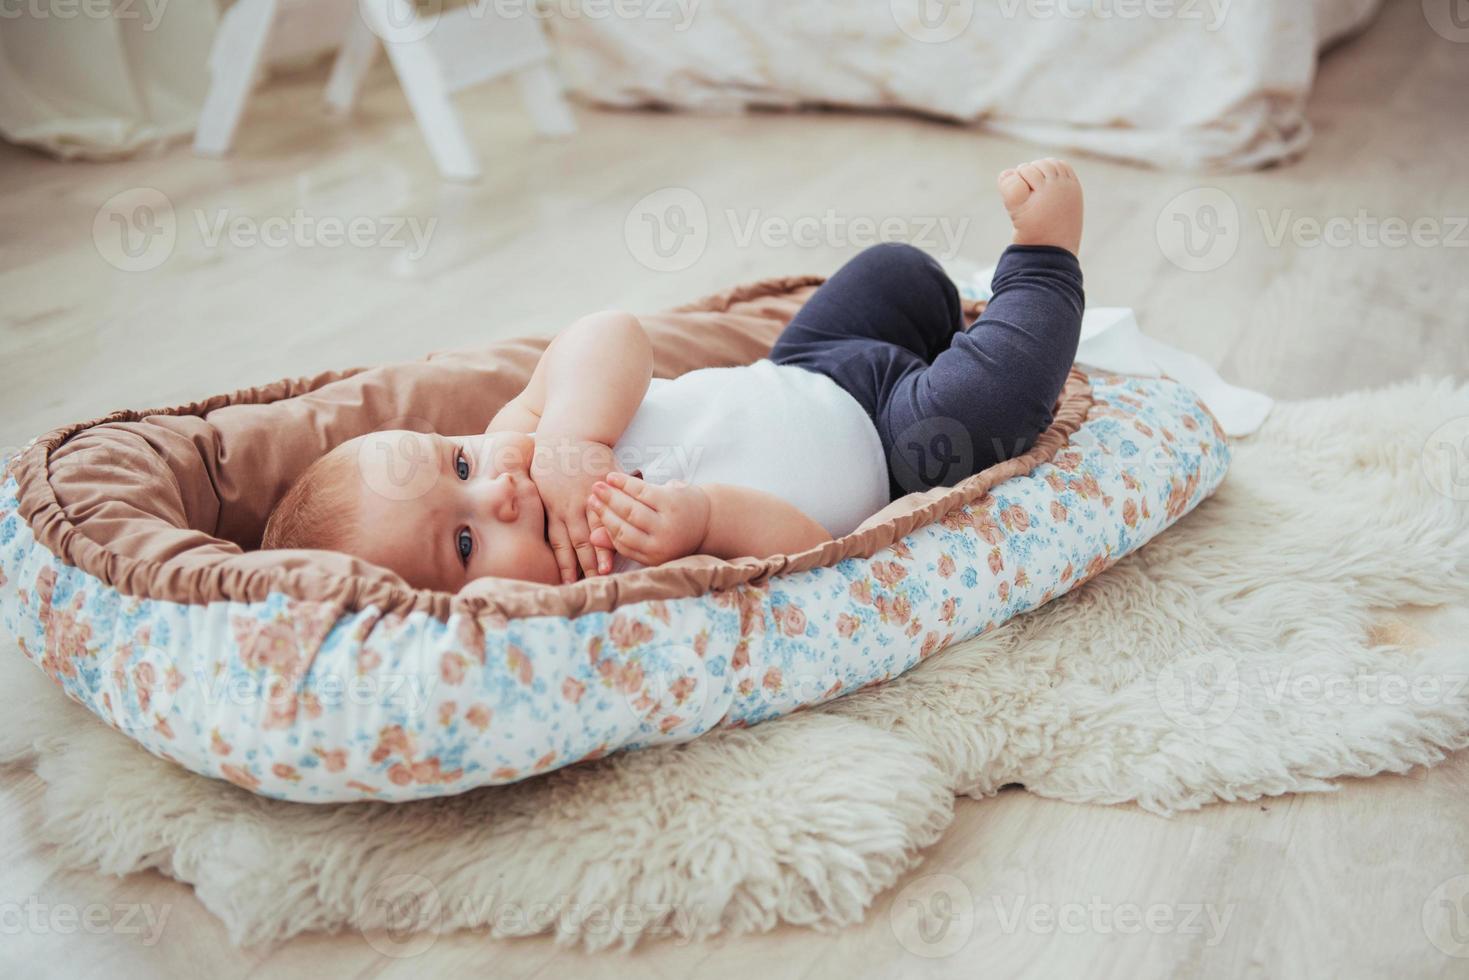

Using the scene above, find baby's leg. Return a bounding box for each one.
[770,241,966,369]
[881,160,1085,495]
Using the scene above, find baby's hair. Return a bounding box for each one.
[261,443,362,552]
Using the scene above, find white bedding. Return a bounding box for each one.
[544,0,1381,171]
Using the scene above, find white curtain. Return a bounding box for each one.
[0,1,218,159]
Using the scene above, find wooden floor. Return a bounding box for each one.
[2,2,1467,977]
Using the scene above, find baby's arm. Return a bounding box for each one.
[487,310,652,442]
[587,472,832,567]
[489,311,654,582]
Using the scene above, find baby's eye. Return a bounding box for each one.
[455,448,470,480]
[456,527,473,564]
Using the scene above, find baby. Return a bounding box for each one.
[262,159,1086,590]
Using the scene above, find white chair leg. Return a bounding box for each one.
[514,62,577,138]
[361,0,481,181]
[193,0,281,157]
[324,9,380,114]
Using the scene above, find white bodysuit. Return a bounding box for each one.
[609,359,889,571]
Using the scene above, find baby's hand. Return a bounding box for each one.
[587,472,710,567]
[530,436,618,582]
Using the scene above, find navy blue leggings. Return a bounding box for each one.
[770,242,1084,500]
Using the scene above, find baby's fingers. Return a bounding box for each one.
[587,507,614,575]
[589,501,655,564]
[546,519,578,585]
[591,481,658,530]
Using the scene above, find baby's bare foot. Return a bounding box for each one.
[997,158,1083,255]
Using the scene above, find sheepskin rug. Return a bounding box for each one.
[2,376,1467,951]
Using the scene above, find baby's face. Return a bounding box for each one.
[344,429,561,590]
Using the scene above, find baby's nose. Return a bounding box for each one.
[470,471,519,523]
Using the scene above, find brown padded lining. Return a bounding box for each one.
[13,275,1093,621]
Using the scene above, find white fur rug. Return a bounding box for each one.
[2,377,1467,951]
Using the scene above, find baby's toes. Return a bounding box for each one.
[997,168,1032,210]
[1017,161,1049,190]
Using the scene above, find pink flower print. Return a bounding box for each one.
[316,747,348,772]
[921,631,942,657]
[563,677,586,703]
[438,701,457,725]
[940,597,957,624]
[1133,420,1154,437]
[272,763,301,782]
[1122,499,1139,527]
[220,764,260,791]
[892,594,912,623]
[466,704,492,731]
[872,561,908,587]
[1000,504,1030,532]
[1050,500,1067,522]
[1054,451,1081,472]
[837,613,861,638]
[975,511,1003,545]
[506,645,534,685]
[905,619,922,638]
[387,764,414,786]
[780,604,807,637]
[440,651,468,685]
[987,548,1004,575]
[370,724,417,763]
[210,729,232,756]
[762,668,782,694]
[849,579,873,605]
[1045,472,1066,493]
[937,554,956,578]
[609,615,655,650]
[998,580,1010,601]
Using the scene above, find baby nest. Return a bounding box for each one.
[0,276,1231,803]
